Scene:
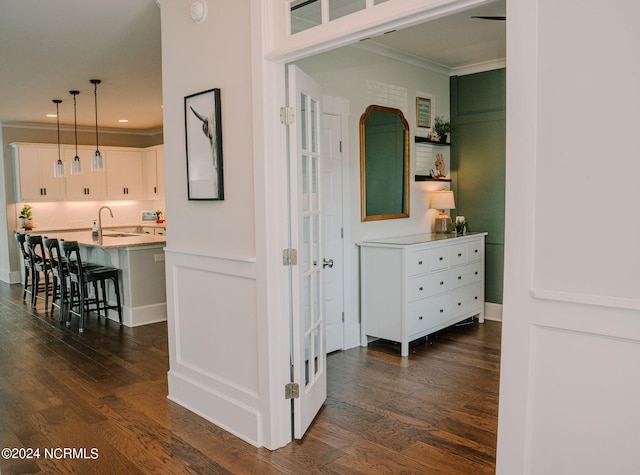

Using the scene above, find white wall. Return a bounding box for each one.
[497,0,640,473]
[296,46,452,348]
[160,0,269,448]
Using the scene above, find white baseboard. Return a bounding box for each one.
[107,302,167,327]
[167,370,261,448]
[0,270,22,284]
[484,302,503,322]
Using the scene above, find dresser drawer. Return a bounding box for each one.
[407,270,449,301]
[449,282,483,318]
[407,294,449,335]
[468,239,483,262]
[406,249,430,276]
[449,243,468,266]
[428,247,449,271]
[449,261,482,290]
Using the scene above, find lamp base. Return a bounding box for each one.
[434,212,452,234]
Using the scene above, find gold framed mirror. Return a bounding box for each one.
[360,105,410,221]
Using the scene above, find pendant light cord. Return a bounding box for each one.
[72,91,79,157]
[54,100,61,161]
[91,79,101,153]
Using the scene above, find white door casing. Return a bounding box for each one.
[287,64,327,439]
[322,112,344,353]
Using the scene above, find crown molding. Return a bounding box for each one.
[353,40,452,76]
[2,121,163,136]
[451,58,506,76]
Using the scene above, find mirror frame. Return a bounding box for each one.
[359,105,410,221]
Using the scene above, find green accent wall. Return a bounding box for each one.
[450,69,505,304]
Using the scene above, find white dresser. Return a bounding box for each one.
[358,233,487,356]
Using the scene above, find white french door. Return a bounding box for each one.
[287,65,327,439]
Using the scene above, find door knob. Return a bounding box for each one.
[322,258,334,268]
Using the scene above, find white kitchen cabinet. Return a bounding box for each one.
[106,149,144,200]
[12,143,66,202]
[144,146,165,199]
[64,146,107,200]
[358,233,486,356]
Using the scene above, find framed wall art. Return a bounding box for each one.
[416,96,432,129]
[184,88,224,200]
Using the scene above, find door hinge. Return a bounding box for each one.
[283,248,298,266]
[280,106,295,125]
[285,382,299,399]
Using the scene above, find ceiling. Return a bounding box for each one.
[0,0,504,132]
[0,0,162,131]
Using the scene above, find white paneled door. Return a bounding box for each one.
[322,112,344,353]
[288,65,327,439]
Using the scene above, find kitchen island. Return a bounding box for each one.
[37,230,167,327]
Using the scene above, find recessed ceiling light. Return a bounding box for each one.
[118,119,129,123]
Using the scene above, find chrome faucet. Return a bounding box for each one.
[98,206,114,238]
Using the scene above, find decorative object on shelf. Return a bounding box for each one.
[430,190,455,233]
[428,153,446,179]
[155,210,165,224]
[416,96,432,128]
[90,79,104,171]
[435,153,445,176]
[52,99,65,178]
[455,215,467,235]
[434,116,451,143]
[69,90,83,175]
[185,88,224,200]
[19,204,33,230]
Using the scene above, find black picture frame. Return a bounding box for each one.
[184,88,224,200]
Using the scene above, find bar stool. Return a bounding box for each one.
[43,237,67,321]
[25,234,51,310]
[14,232,33,303]
[59,240,123,333]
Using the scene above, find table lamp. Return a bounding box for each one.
[430,190,455,233]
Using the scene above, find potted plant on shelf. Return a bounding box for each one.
[434,116,452,143]
[156,210,165,224]
[19,204,33,230]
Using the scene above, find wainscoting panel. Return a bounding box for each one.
[165,248,262,446]
[528,325,640,474]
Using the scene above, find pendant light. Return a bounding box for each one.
[69,90,83,175]
[90,79,104,171]
[53,99,65,178]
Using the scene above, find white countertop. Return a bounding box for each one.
[32,230,166,249]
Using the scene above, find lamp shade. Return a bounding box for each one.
[430,190,455,210]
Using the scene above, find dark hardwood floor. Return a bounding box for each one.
[0,281,500,474]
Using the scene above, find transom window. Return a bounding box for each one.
[290,0,390,34]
